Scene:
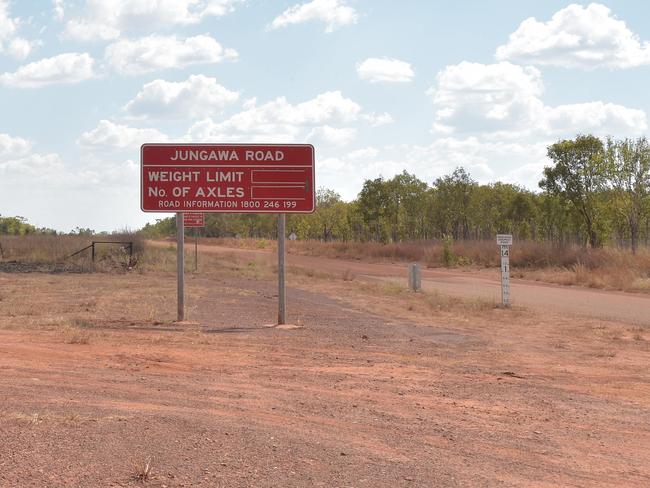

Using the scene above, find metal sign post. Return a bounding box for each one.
[183,212,204,273]
[496,234,513,307]
[176,213,185,321]
[194,227,198,272]
[278,214,286,325]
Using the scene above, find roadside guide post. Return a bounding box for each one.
[278,214,286,325]
[497,234,513,307]
[176,213,185,321]
[141,144,315,325]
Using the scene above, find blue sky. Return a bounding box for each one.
[1,0,650,231]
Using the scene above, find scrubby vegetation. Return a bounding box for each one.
[142,135,650,253]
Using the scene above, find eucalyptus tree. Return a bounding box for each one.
[431,168,476,240]
[605,137,650,254]
[540,135,608,248]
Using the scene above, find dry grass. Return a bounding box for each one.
[0,233,145,272]
[132,456,154,483]
[0,234,88,262]
[60,320,93,344]
[517,249,650,293]
[200,238,650,294]
[355,279,499,314]
[203,237,644,268]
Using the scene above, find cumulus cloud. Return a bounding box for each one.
[6,38,39,60]
[544,102,647,136]
[0,134,143,231]
[356,57,414,83]
[52,0,65,21]
[0,0,17,46]
[496,3,650,69]
[362,112,394,127]
[307,125,357,146]
[64,0,245,41]
[0,52,96,88]
[104,34,237,76]
[0,152,67,182]
[269,0,358,33]
[0,132,31,158]
[186,91,363,142]
[0,0,38,60]
[427,61,647,139]
[316,137,550,200]
[78,120,168,151]
[0,132,72,189]
[124,75,239,119]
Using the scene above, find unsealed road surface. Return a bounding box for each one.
[192,243,650,326]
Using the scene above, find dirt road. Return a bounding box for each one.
[192,243,650,326]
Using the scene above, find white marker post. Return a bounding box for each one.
[176,212,185,321]
[497,234,512,307]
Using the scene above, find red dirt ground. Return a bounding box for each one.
[1,253,649,487]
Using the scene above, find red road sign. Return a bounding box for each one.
[183,212,204,227]
[141,144,315,213]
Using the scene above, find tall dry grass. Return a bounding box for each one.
[201,237,650,268]
[0,232,145,271]
[200,237,650,293]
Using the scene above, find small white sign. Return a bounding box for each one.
[496,234,513,246]
[288,232,297,241]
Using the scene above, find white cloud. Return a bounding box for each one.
[0,133,31,158]
[0,0,38,60]
[356,57,414,83]
[0,132,72,188]
[64,0,245,41]
[316,137,549,200]
[0,152,67,182]
[0,52,96,88]
[362,112,394,127]
[307,125,357,146]
[6,37,38,60]
[186,91,363,142]
[0,142,144,231]
[496,3,650,69]
[105,34,237,76]
[544,102,647,136]
[53,0,65,21]
[78,120,168,151]
[427,61,646,139]
[124,75,239,119]
[0,0,17,45]
[269,0,358,33]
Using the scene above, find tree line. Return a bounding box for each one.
[0,216,39,235]
[4,134,648,252]
[142,135,650,252]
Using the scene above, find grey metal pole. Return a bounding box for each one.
[176,213,185,321]
[278,213,286,325]
[194,227,198,272]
